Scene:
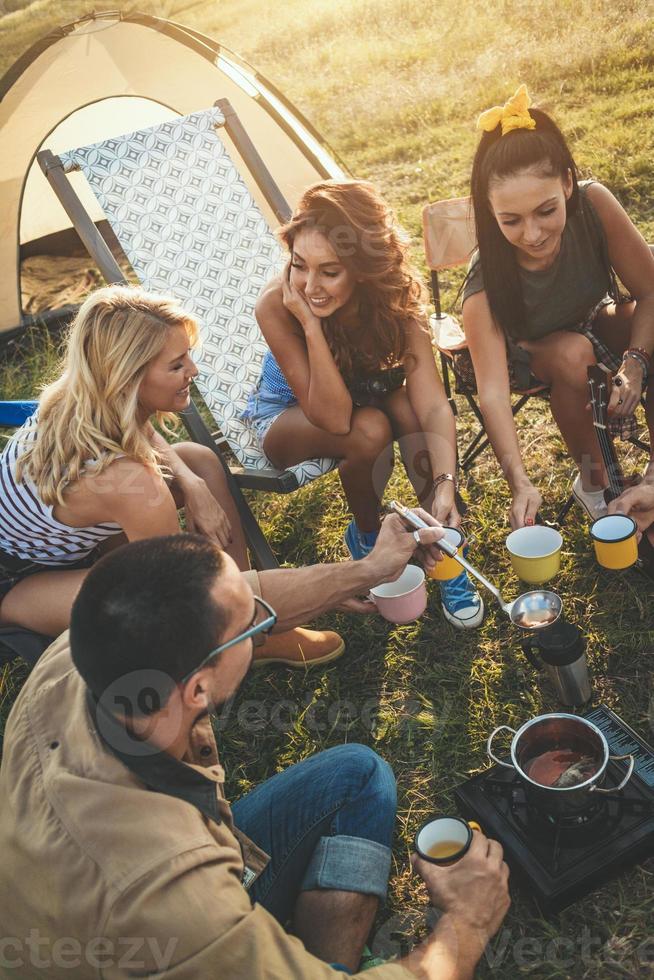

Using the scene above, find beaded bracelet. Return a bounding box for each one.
[625,346,651,365]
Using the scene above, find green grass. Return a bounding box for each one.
[2,1,654,975]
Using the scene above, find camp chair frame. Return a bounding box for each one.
[37,98,317,570]
[423,195,550,472]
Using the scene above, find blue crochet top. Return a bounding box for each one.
[258,349,295,401]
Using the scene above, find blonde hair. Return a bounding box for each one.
[17,285,199,507]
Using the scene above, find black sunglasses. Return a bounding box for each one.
[180,596,277,684]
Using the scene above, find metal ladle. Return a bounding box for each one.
[435,535,562,630]
[389,501,563,630]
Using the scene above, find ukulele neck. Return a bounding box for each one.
[587,366,625,502]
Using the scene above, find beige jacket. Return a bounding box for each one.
[0,626,412,979]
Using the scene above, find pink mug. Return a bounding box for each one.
[369,565,427,624]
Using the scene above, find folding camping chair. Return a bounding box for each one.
[37,101,338,570]
[422,195,550,472]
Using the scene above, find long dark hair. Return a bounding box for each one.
[278,180,426,379]
[470,107,582,337]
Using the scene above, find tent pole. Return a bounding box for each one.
[216,98,292,224]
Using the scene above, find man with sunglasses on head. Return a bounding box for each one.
[0,513,509,979]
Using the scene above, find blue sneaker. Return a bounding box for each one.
[344,521,379,560]
[438,558,484,629]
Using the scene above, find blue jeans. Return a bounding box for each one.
[231,744,397,925]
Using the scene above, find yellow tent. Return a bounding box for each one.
[0,10,345,338]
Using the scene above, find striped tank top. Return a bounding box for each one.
[0,413,123,565]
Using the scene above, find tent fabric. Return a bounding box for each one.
[58,107,336,487]
[0,11,346,335]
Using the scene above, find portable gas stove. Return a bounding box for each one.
[454,705,654,913]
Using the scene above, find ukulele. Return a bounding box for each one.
[587,364,632,503]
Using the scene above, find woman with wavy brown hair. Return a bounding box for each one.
[243,180,482,628]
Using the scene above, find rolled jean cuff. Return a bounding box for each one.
[300,835,392,902]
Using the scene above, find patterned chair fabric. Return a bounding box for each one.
[59,107,336,488]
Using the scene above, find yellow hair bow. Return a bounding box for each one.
[477,84,536,136]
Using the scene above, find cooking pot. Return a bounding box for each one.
[486,713,634,817]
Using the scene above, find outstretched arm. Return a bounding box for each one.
[256,511,445,630]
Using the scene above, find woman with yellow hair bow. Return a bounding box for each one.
[461,86,654,529]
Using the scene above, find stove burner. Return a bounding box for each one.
[455,744,654,912]
[492,773,626,873]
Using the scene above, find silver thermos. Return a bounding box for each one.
[522,620,592,706]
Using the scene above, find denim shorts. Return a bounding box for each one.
[241,386,297,453]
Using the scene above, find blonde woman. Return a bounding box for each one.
[0,285,343,666]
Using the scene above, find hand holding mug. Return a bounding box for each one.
[369,565,427,624]
[411,830,510,946]
[607,482,654,534]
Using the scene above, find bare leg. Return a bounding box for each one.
[171,443,249,570]
[293,890,378,972]
[381,386,436,509]
[264,407,393,533]
[0,568,88,635]
[521,331,607,491]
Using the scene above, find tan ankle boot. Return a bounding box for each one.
[252,627,345,668]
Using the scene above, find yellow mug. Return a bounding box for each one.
[590,514,638,569]
[505,525,563,584]
[429,527,465,581]
[415,816,482,865]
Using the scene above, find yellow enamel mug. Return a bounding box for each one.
[505,525,563,584]
[429,527,465,581]
[415,816,483,865]
[590,514,638,569]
